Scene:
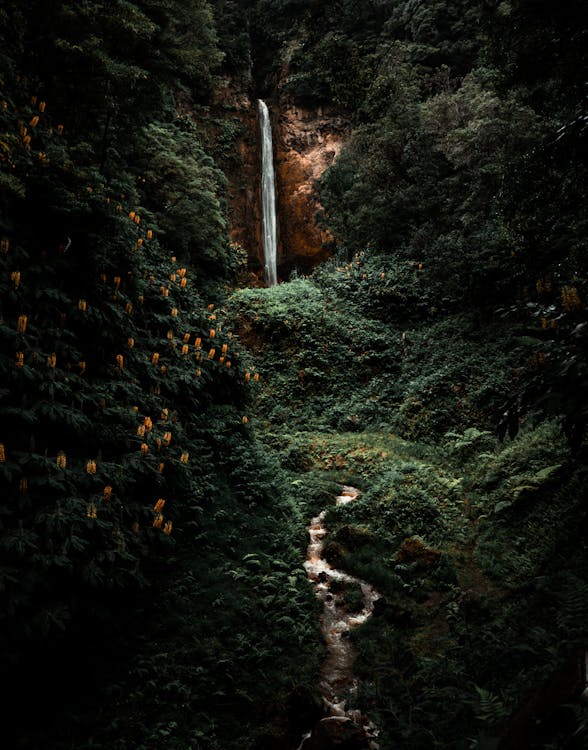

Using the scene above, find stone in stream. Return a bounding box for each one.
[306,717,370,750]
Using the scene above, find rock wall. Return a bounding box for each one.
[213,77,349,284]
[274,101,349,276]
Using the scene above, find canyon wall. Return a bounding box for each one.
[213,77,349,284]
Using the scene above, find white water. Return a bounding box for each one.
[302,486,381,748]
[258,99,278,287]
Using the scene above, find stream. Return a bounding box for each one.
[300,486,381,749]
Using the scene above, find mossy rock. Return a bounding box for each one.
[396,536,441,568]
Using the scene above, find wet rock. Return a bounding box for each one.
[323,541,345,568]
[307,717,370,750]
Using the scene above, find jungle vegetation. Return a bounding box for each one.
[1,1,587,748]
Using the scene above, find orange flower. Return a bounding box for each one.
[0,444,5,462]
[15,352,24,368]
[152,352,160,364]
[103,486,113,501]
[140,443,149,455]
[154,498,166,512]
[163,520,173,535]
[86,460,97,474]
[56,451,67,469]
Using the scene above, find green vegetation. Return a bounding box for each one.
[1,1,587,749]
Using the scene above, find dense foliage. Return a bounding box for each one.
[1,0,587,749]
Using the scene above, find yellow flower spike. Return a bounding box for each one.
[56,451,67,469]
[161,408,169,420]
[381,272,385,278]
[147,229,153,239]
[178,268,186,278]
[116,354,124,369]
[226,361,232,368]
[29,115,39,127]
[86,460,97,474]
[129,211,136,221]
[219,356,225,364]
[160,365,167,374]
[137,238,143,246]
[182,344,189,355]
[166,330,174,340]
[140,443,149,455]
[152,352,160,364]
[208,348,215,359]
[47,353,57,368]
[210,329,216,339]
[163,520,173,535]
[183,333,190,343]
[15,325,26,347]
[158,462,165,473]
[221,343,228,354]
[15,352,24,368]
[134,215,140,225]
[138,295,144,305]
[144,416,153,431]
[103,486,113,501]
[11,270,21,287]
[0,444,5,462]
[180,452,189,464]
[195,337,202,349]
[253,373,260,382]
[153,513,163,529]
[128,337,135,348]
[171,308,178,317]
[245,371,251,382]
[242,416,248,424]
[86,502,98,519]
[207,303,214,311]
[39,101,46,113]
[163,431,172,445]
[113,276,121,288]
[125,302,133,314]
[180,277,188,288]
[170,273,177,282]
[195,368,201,376]
[154,498,166,512]
[78,299,87,311]
[137,425,146,437]
[132,405,139,412]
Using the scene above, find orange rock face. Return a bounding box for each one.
[212,78,349,283]
[275,103,349,275]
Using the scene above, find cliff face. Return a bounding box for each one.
[213,78,349,284]
[274,102,349,276]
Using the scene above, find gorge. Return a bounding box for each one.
[0,2,587,750]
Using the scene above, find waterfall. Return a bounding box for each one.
[258,99,278,287]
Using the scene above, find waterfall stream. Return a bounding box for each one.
[258,99,278,287]
[301,486,381,749]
